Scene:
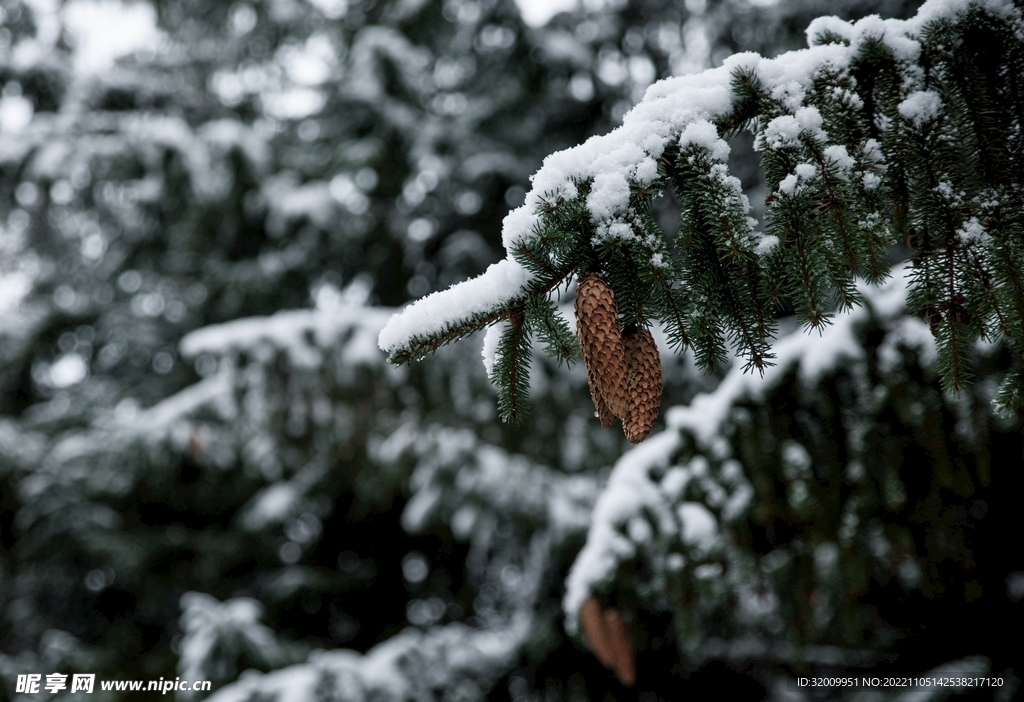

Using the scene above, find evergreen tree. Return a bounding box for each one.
[1,0,1021,701]
[0,0,698,697]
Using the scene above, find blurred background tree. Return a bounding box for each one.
[0,0,1019,700]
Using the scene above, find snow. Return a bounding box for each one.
[178,593,285,691]
[262,88,326,120]
[679,120,730,162]
[934,181,955,203]
[909,0,1020,33]
[756,234,779,256]
[635,156,659,184]
[240,483,300,530]
[201,566,538,702]
[809,0,1022,63]
[587,171,633,222]
[0,95,34,134]
[628,516,653,543]
[183,297,392,369]
[795,106,825,135]
[957,217,990,245]
[877,317,937,374]
[481,322,506,377]
[0,271,33,315]
[898,90,943,127]
[668,268,915,445]
[514,0,578,27]
[778,173,800,196]
[678,502,718,549]
[823,144,855,171]
[386,425,600,538]
[806,15,855,44]
[795,163,817,179]
[763,115,803,149]
[31,290,397,490]
[562,430,681,627]
[765,107,827,151]
[378,258,532,358]
[264,177,338,234]
[47,353,89,388]
[63,0,163,74]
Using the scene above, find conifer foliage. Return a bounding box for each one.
[379,0,1024,422]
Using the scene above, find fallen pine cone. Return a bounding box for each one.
[578,595,636,687]
[623,327,662,444]
[575,273,630,420]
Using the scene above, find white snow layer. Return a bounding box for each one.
[178,593,288,695]
[184,588,533,702]
[377,258,531,355]
[481,321,507,378]
[182,293,392,368]
[378,0,1020,360]
[203,617,531,702]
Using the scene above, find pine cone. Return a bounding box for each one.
[580,328,618,429]
[623,327,662,444]
[578,596,636,687]
[578,596,616,668]
[575,273,629,420]
[604,608,636,687]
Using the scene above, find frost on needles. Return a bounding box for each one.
[379,0,1024,421]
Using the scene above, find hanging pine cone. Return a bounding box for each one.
[623,327,662,444]
[578,596,615,669]
[578,596,636,687]
[579,325,618,429]
[575,273,630,420]
[603,608,636,687]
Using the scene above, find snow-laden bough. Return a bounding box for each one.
[380,0,1024,420]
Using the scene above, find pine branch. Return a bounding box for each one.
[769,198,832,330]
[387,306,518,365]
[644,261,691,352]
[994,365,1024,416]
[526,296,578,366]
[387,259,578,366]
[495,308,533,424]
[938,246,972,392]
[961,245,1006,341]
[380,0,1024,420]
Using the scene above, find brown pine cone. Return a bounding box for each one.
[578,597,636,687]
[604,608,636,687]
[623,327,662,444]
[588,368,619,429]
[578,596,616,668]
[580,329,618,429]
[575,273,629,420]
